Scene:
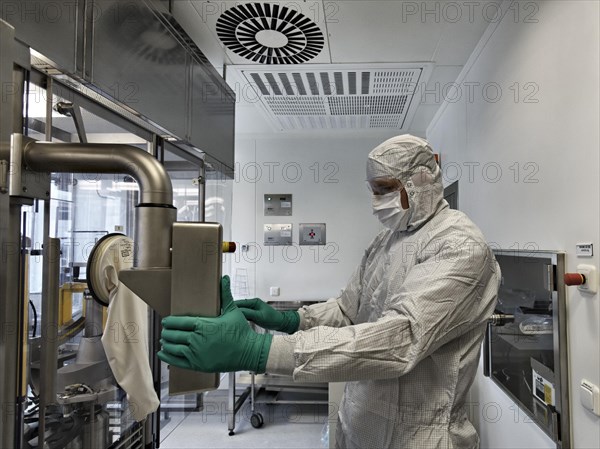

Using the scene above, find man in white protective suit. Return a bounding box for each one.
[158,134,501,448]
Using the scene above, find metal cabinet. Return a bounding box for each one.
[484,250,570,448]
[0,0,235,173]
[91,0,189,140]
[0,0,81,74]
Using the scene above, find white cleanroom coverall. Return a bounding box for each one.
[266,135,500,448]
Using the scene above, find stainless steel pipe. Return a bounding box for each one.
[20,137,176,270]
[38,236,61,449]
[23,141,173,206]
[135,205,177,269]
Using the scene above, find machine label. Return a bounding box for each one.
[576,243,593,257]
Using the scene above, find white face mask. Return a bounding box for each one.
[372,191,411,230]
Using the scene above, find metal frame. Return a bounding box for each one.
[0,23,211,449]
[1,19,20,449]
[1,0,236,441]
[486,249,570,448]
[443,180,459,210]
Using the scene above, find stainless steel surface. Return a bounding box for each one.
[264,223,293,246]
[8,133,22,195]
[169,222,222,394]
[264,194,293,216]
[190,59,235,171]
[299,223,327,246]
[266,300,321,311]
[0,19,14,159]
[238,373,329,389]
[9,133,51,200]
[49,73,161,143]
[19,135,175,447]
[3,0,235,175]
[170,222,222,316]
[83,405,109,449]
[226,300,327,435]
[1,202,22,449]
[85,296,104,337]
[118,269,172,318]
[554,253,570,448]
[0,159,7,193]
[226,372,251,435]
[134,206,177,268]
[55,102,88,143]
[56,336,111,392]
[92,0,237,169]
[228,372,236,434]
[91,0,188,140]
[489,314,515,326]
[198,158,205,222]
[38,236,61,448]
[110,424,144,449]
[0,21,17,446]
[45,76,52,141]
[22,139,174,206]
[0,0,79,74]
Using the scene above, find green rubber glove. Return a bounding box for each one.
[235,298,300,334]
[157,276,272,373]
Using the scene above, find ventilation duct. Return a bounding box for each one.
[237,64,432,130]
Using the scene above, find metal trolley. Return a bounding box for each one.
[227,301,328,435]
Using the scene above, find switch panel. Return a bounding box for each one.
[264,194,292,216]
[299,223,326,245]
[264,224,293,246]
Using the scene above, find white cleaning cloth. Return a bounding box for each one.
[97,236,160,422]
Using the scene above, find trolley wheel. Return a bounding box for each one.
[228,431,235,436]
[250,412,264,428]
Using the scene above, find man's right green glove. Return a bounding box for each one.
[235,298,300,334]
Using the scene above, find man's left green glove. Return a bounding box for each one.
[157,275,273,373]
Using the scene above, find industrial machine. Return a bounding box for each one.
[0,2,235,448]
[484,250,571,449]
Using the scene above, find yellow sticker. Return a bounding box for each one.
[544,384,553,405]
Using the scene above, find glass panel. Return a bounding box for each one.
[23,82,146,447]
[206,174,233,278]
[490,253,556,439]
[160,149,208,415]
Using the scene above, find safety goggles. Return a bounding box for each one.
[366,177,404,196]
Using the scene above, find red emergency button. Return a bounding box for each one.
[564,273,586,286]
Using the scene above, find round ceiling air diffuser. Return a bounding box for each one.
[216,2,325,64]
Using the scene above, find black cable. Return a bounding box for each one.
[29,300,37,338]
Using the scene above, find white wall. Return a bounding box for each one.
[427,1,600,447]
[230,132,400,301]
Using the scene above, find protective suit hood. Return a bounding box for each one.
[367,134,445,232]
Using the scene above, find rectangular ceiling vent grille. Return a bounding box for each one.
[240,66,423,130]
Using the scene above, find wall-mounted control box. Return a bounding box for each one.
[264,224,293,246]
[264,194,292,216]
[299,223,326,245]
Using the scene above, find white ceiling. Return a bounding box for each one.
[172,0,498,135]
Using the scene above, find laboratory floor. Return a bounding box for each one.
[159,378,329,449]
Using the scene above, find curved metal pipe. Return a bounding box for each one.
[23,140,173,205]
[21,137,176,269]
